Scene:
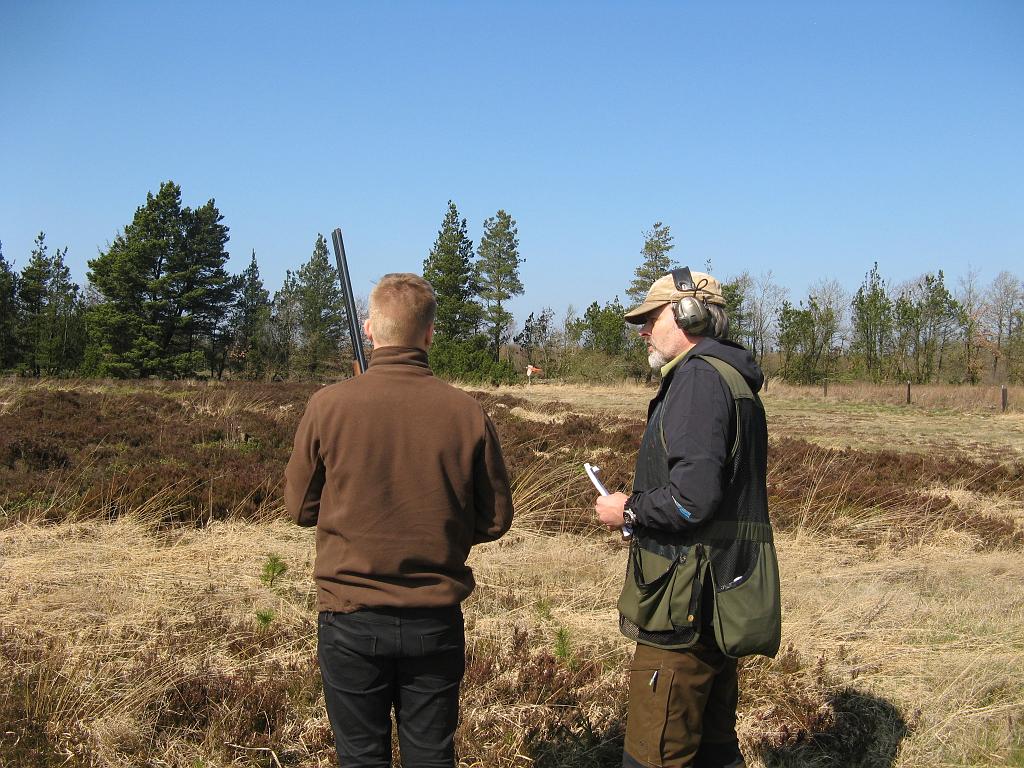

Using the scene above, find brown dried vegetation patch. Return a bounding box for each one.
[3,380,1021,548]
[1,380,1023,766]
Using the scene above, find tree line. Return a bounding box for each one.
[515,222,1024,386]
[2,182,1022,385]
[0,182,528,382]
[733,263,1024,385]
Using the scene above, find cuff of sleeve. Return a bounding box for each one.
[626,491,644,525]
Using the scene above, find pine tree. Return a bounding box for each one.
[514,307,556,365]
[296,234,347,378]
[627,222,676,304]
[0,241,20,370]
[892,271,960,383]
[851,263,893,380]
[268,270,301,379]
[40,241,84,374]
[476,210,524,360]
[722,277,748,343]
[181,199,235,375]
[776,280,845,384]
[423,201,480,340]
[582,298,628,356]
[16,233,54,375]
[86,181,233,377]
[228,250,271,378]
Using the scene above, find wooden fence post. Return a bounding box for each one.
[906,381,911,404]
[1003,385,1009,413]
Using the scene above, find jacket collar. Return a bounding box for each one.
[367,346,432,372]
[654,337,718,405]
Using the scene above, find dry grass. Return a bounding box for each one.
[2,378,1024,766]
[488,379,1024,458]
[476,380,653,418]
[764,380,1020,413]
[3,516,1021,767]
[484,379,1022,415]
[775,537,1024,767]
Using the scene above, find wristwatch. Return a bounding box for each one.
[623,508,637,527]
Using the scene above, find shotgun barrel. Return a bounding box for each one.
[331,227,368,375]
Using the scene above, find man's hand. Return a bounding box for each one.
[595,492,630,530]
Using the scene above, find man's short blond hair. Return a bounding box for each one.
[368,273,437,348]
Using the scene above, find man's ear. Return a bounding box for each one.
[424,323,435,349]
[363,318,373,346]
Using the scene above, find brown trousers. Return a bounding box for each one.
[622,639,743,768]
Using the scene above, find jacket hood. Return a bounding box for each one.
[689,337,765,393]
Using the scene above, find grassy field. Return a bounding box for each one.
[1,377,1022,767]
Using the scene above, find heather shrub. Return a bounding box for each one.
[2,381,1020,548]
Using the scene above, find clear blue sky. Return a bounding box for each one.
[2,1,1022,325]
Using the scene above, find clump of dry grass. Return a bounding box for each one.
[459,627,627,767]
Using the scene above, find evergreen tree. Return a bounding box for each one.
[40,241,84,374]
[16,233,54,375]
[892,271,960,383]
[0,241,20,370]
[296,234,347,378]
[183,199,235,375]
[722,277,748,343]
[12,233,84,375]
[268,270,301,379]
[514,307,555,365]
[777,289,842,384]
[86,181,233,377]
[581,298,628,356]
[423,201,480,340]
[227,250,271,378]
[627,222,676,304]
[476,210,524,360]
[850,263,893,380]
[16,233,47,374]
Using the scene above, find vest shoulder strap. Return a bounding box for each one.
[692,354,754,401]
[658,353,759,458]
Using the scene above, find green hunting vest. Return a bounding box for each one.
[617,353,782,657]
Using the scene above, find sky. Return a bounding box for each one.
[2,1,1022,327]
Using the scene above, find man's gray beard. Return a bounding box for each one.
[648,349,670,370]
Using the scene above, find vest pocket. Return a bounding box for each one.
[712,541,782,658]
[618,543,700,633]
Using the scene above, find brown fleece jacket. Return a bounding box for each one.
[285,346,514,612]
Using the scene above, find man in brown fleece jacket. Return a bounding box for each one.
[285,273,514,768]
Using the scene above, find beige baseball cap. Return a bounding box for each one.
[623,270,726,324]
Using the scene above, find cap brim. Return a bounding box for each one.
[623,300,670,324]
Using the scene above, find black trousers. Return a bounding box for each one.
[317,605,465,768]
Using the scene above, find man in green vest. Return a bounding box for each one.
[595,268,782,768]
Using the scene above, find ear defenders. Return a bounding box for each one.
[669,267,710,334]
